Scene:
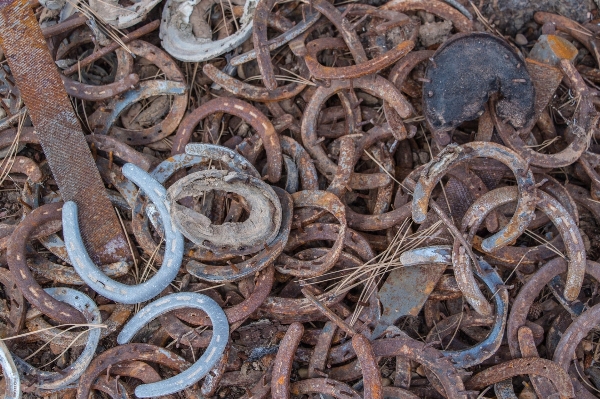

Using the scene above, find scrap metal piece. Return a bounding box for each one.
[507,259,600,358]
[203,63,306,102]
[371,333,469,399]
[8,203,87,324]
[353,334,383,399]
[529,34,578,66]
[277,191,347,277]
[186,188,292,282]
[293,36,415,81]
[380,0,473,32]
[518,326,557,399]
[60,73,140,102]
[26,303,132,349]
[76,343,190,399]
[185,143,260,177]
[423,32,535,144]
[290,379,361,399]
[60,20,160,77]
[493,59,593,169]
[171,97,282,183]
[89,80,187,140]
[271,322,303,399]
[88,40,188,146]
[229,4,321,66]
[0,0,131,265]
[372,246,450,338]
[494,380,518,399]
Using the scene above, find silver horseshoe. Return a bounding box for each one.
[13,287,101,392]
[0,340,20,399]
[401,246,508,368]
[62,163,184,304]
[117,292,229,397]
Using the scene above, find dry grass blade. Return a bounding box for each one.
[299,220,444,326]
[363,149,414,195]
[140,238,163,284]
[524,136,560,151]
[22,324,106,363]
[404,115,425,123]
[165,325,208,350]
[243,74,315,86]
[65,0,132,54]
[279,67,318,86]
[115,206,138,278]
[0,111,26,186]
[218,0,231,36]
[523,229,566,259]
[350,220,445,325]
[1,323,107,341]
[37,329,96,368]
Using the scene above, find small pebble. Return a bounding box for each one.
[298,368,309,378]
[515,33,528,45]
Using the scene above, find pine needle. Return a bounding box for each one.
[0,111,25,186]
[243,74,315,86]
[300,220,444,326]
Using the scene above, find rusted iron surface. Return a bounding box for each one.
[0,0,131,265]
[1,2,600,398]
[423,32,535,144]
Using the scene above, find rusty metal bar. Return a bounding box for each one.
[0,0,131,264]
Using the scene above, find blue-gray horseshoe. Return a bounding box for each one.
[0,340,20,399]
[62,163,184,304]
[184,143,260,177]
[117,292,229,397]
[404,246,508,367]
[13,287,101,392]
[437,259,508,367]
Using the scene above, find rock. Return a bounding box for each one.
[515,33,528,45]
[297,368,309,378]
[418,20,453,48]
[480,0,593,36]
